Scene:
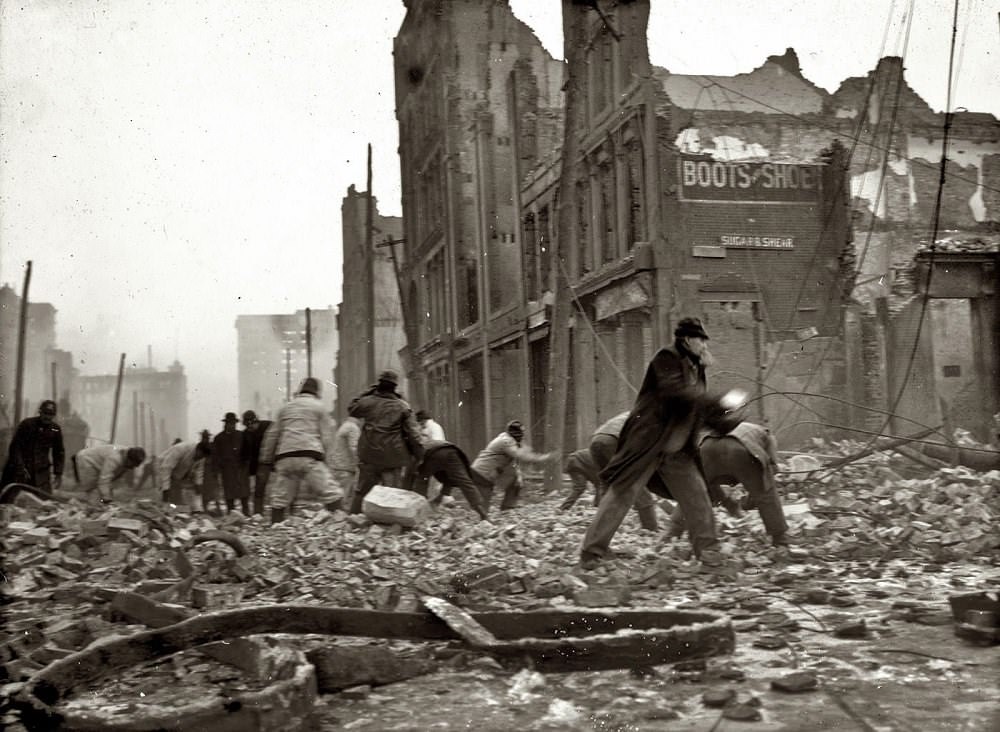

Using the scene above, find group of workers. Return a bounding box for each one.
[1,316,791,572]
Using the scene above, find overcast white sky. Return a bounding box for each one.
[1,0,997,437]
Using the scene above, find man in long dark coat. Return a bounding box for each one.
[241,410,272,516]
[580,318,721,570]
[212,412,249,514]
[1,400,65,493]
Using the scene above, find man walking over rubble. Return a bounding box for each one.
[241,410,272,516]
[155,438,210,509]
[347,369,425,513]
[330,414,361,510]
[470,420,552,512]
[580,317,723,571]
[72,445,146,502]
[1,399,65,494]
[259,377,343,524]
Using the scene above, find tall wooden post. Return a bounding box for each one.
[132,392,140,444]
[13,261,32,425]
[50,362,57,402]
[366,144,376,382]
[285,348,292,400]
[110,354,126,443]
[148,407,156,455]
[305,307,313,377]
[542,1,588,490]
[139,402,146,450]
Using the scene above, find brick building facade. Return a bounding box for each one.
[392,0,998,450]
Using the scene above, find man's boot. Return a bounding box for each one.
[636,504,659,531]
[270,508,286,525]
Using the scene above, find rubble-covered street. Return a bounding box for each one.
[1,440,998,731]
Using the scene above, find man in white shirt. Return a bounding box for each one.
[72,445,147,502]
[470,421,552,512]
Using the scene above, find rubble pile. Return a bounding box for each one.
[1,443,998,728]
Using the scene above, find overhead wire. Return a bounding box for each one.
[810,0,965,481]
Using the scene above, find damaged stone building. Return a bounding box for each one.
[390,0,999,453]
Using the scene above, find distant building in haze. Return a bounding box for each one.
[0,284,76,423]
[236,308,338,420]
[76,360,189,452]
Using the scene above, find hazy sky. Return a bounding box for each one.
[2,0,997,437]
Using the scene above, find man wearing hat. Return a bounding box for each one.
[240,410,272,516]
[347,369,425,513]
[580,317,724,571]
[1,399,65,493]
[209,412,250,514]
[259,377,343,524]
[467,420,553,512]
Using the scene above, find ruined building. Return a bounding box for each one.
[392,0,998,450]
[334,186,406,421]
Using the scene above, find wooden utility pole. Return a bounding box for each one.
[366,143,376,382]
[542,2,588,490]
[305,307,313,377]
[148,407,156,455]
[50,362,57,402]
[110,354,126,443]
[13,261,32,425]
[139,402,146,449]
[132,392,140,444]
[285,348,292,400]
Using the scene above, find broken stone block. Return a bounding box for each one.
[723,702,762,721]
[6,521,36,533]
[20,527,50,545]
[362,485,430,527]
[107,517,147,536]
[305,645,435,693]
[771,671,819,693]
[573,585,631,607]
[78,519,108,536]
[833,619,868,639]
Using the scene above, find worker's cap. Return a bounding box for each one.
[298,377,321,396]
[222,412,239,423]
[415,410,430,421]
[241,410,258,423]
[38,400,57,416]
[505,420,525,437]
[125,447,147,466]
[674,317,709,340]
[377,369,400,386]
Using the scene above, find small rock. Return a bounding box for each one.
[833,620,868,639]
[723,702,762,721]
[702,688,736,708]
[753,635,786,650]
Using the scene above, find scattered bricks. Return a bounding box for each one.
[752,636,786,650]
[771,671,819,693]
[362,486,431,528]
[348,514,370,528]
[191,584,245,609]
[800,588,831,604]
[560,574,589,593]
[702,688,737,708]
[78,519,108,537]
[28,644,74,666]
[135,579,183,596]
[263,567,292,586]
[40,566,78,582]
[106,517,147,537]
[19,528,50,545]
[572,585,631,608]
[272,581,295,599]
[104,543,129,564]
[119,529,146,547]
[230,555,258,583]
[450,565,509,594]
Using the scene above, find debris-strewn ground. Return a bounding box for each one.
[2,440,999,730]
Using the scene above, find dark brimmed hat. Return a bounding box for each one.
[38,400,57,416]
[298,377,321,396]
[377,369,400,386]
[241,410,258,423]
[222,412,239,423]
[674,317,709,340]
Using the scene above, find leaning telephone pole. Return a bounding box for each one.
[542,1,588,490]
[13,261,32,425]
